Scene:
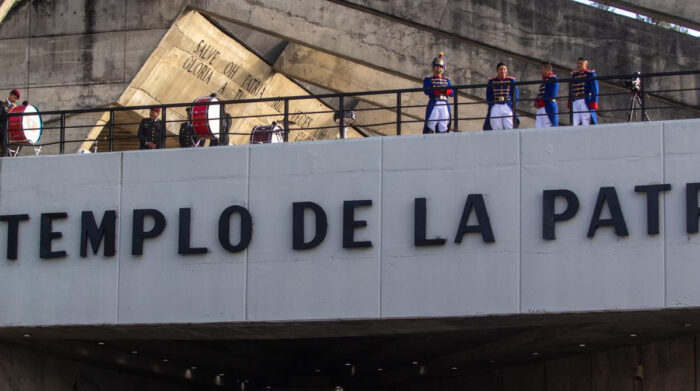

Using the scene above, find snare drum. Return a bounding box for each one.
[8,105,42,145]
[250,124,284,144]
[191,96,221,140]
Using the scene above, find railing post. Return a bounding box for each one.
[219,101,225,142]
[161,105,166,148]
[396,92,402,136]
[283,99,290,142]
[339,96,345,139]
[453,90,459,133]
[2,113,8,157]
[108,109,114,152]
[511,82,517,128]
[59,113,66,154]
[568,78,574,125]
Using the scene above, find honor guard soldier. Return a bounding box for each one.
[569,57,599,125]
[534,62,559,128]
[137,107,165,149]
[0,89,20,155]
[179,107,197,148]
[485,63,519,130]
[423,52,453,133]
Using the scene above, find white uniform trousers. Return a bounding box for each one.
[426,101,450,133]
[489,103,513,130]
[535,107,553,128]
[572,98,591,126]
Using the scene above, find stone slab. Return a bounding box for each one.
[246,138,382,321]
[520,123,665,312]
[117,147,249,324]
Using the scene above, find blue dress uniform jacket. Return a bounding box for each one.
[484,76,519,130]
[570,69,599,124]
[423,76,454,131]
[536,73,560,126]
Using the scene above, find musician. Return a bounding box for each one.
[534,62,559,128]
[0,89,20,156]
[484,63,519,130]
[137,107,165,149]
[569,57,599,125]
[423,52,453,133]
[179,107,197,148]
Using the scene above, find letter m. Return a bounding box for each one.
[80,211,117,257]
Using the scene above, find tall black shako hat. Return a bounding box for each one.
[432,52,446,70]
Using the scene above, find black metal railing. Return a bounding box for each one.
[1,70,698,157]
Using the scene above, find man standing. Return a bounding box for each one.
[534,62,559,128]
[0,89,20,156]
[423,52,453,133]
[137,107,165,149]
[569,57,599,125]
[179,107,196,148]
[485,63,519,130]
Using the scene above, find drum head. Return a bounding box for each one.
[21,105,42,144]
[207,98,221,139]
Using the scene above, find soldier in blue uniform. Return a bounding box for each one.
[484,63,519,130]
[534,62,559,127]
[423,52,453,133]
[569,57,599,125]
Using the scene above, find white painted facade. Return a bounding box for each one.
[0,119,698,327]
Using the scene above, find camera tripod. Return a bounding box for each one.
[628,91,651,122]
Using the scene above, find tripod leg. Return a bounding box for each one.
[628,95,637,122]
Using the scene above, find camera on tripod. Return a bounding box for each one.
[624,72,641,93]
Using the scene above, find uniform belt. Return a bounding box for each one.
[434,96,448,101]
[495,97,509,102]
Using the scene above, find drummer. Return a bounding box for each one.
[0,89,20,155]
[137,107,165,149]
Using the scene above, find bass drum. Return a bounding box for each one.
[250,124,284,144]
[191,96,221,140]
[8,104,42,145]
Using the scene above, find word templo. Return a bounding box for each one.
[1,183,700,260]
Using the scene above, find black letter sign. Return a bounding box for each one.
[132,209,166,256]
[343,200,373,248]
[454,194,495,243]
[542,189,580,240]
[635,184,671,235]
[40,212,68,259]
[178,208,208,255]
[293,202,327,250]
[218,205,252,253]
[686,183,700,234]
[587,187,629,238]
[80,210,117,257]
[414,198,446,246]
[0,214,29,260]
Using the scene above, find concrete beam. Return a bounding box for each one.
[599,0,700,31]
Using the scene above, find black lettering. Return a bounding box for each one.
[80,210,116,257]
[0,214,29,260]
[132,209,166,256]
[635,184,671,235]
[414,198,446,246]
[218,205,253,253]
[40,212,68,259]
[454,194,495,243]
[178,208,208,255]
[343,200,373,248]
[292,202,327,250]
[587,187,629,238]
[686,183,700,234]
[542,189,580,240]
